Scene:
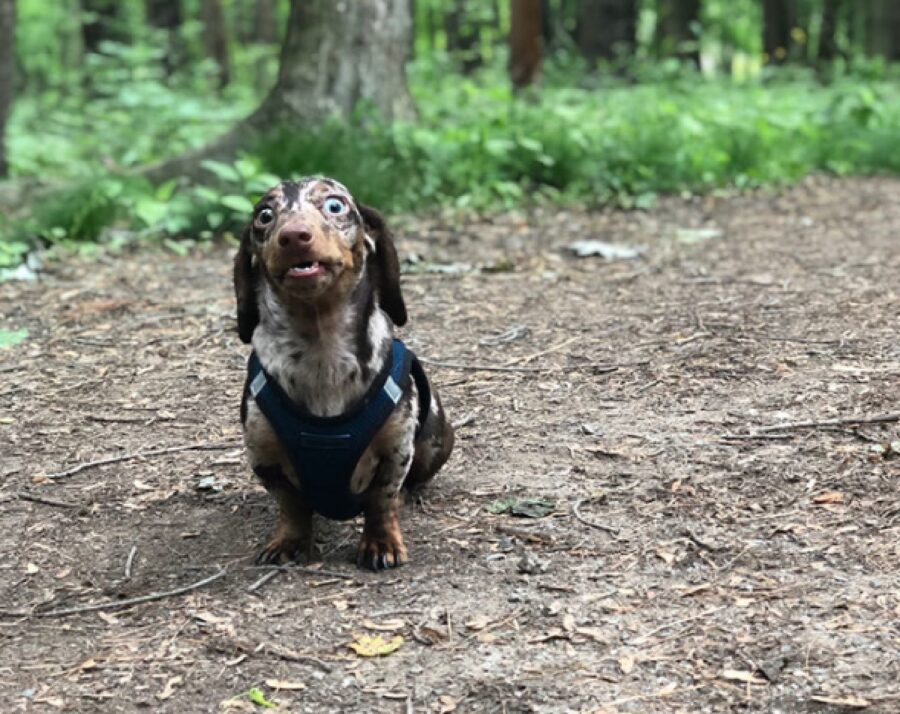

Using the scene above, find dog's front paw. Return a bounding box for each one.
[256,531,317,565]
[357,522,408,571]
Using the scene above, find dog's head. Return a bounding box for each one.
[234,177,407,343]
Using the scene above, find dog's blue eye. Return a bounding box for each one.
[256,208,275,226]
[323,197,346,216]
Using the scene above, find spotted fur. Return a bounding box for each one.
[234,177,454,570]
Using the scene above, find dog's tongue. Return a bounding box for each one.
[287,262,323,278]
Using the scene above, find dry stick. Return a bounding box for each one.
[419,357,621,374]
[754,412,899,434]
[31,567,227,618]
[46,441,242,480]
[502,335,579,367]
[629,606,726,646]
[16,492,82,509]
[124,546,138,580]
[572,499,620,536]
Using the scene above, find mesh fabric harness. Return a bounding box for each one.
[246,338,430,521]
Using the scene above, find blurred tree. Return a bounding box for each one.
[200,0,231,89]
[866,0,900,60]
[145,0,183,76]
[762,0,799,64]
[81,0,124,55]
[144,0,414,182]
[445,0,482,73]
[0,0,13,177]
[817,0,841,64]
[252,0,277,43]
[509,0,542,89]
[656,0,700,66]
[577,0,637,64]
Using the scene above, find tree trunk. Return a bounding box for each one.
[817,0,841,63]
[0,0,14,178]
[866,0,900,60]
[577,0,637,63]
[509,0,542,90]
[145,0,184,77]
[82,0,123,55]
[200,0,231,89]
[762,0,798,64]
[656,0,700,66]
[142,0,415,184]
[253,0,278,43]
[444,0,481,73]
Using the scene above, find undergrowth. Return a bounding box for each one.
[2,59,900,268]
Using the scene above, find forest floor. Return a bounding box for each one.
[0,177,898,713]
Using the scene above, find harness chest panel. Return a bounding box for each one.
[246,339,428,521]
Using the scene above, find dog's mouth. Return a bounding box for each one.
[284,261,327,280]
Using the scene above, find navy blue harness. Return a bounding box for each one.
[246,339,430,520]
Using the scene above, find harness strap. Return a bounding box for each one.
[247,339,420,521]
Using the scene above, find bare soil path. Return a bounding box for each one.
[0,177,898,713]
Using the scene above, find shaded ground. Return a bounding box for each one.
[0,177,898,713]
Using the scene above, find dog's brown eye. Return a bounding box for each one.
[256,208,275,226]
[323,197,347,216]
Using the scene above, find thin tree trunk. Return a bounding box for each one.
[145,0,184,77]
[817,0,842,64]
[200,0,231,89]
[866,0,900,60]
[142,0,415,184]
[577,0,637,64]
[656,0,700,66]
[81,0,123,55]
[509,0,542,90]
[253,0,277,43]
[0,0,14,178]
[762,0,798,64]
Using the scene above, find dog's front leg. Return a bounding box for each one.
[254,465,316,564]
[357,456,410,570]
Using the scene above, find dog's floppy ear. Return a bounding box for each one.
[233,225,260,344]
[359,204,407,327]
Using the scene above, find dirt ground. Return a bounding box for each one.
[0,177,898,713]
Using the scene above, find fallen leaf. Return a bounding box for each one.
[567,240,644,260]
[476,632,498,644]
[415,625,447,644]
[813,491,844,505]
[245,688,276,708]
[264,679,306,691]
[618,654,635,674]
[655,549,675,566]
[348,634,404,657]
[561,614,576,632]
[486,497,555,518]
[438,695,458,713]
[333,599,350,612]
[96,611,118,626]
[363,618,405,632]
[465,615,491,631]
[721,669,766,685]
[157,675,183,701]
[194,611,230,625]
[25,562,39,574]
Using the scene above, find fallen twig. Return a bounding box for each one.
[16,492,82,509]
[419,357,622,374]
[493,524,553,544]
[754,412,899,433]
[629,606,726,646]
[572,499,620,536]
[124,546,137,580]
[46,441,242,480]
[25,567,227,618]
[208,636,333,672]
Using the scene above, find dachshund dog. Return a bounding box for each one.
[233,177,454,570]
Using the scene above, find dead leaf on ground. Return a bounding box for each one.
[348,634,404,657]
[618,654,635,674]
[158,675,183,701]
[813,491,844,505]
[264,679,306,691]
[721,669,767,685]
[362,618,405,632]
[810,694,870,708]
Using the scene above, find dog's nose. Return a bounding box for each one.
[278,224,313,247]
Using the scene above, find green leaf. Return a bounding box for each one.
[0,328,29,349]
[246,687,276,709]
[220,195,255,214]
[200,159,241,183]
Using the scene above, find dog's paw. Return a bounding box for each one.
[256,535,317,565]
[356,530,408,571]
